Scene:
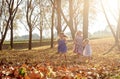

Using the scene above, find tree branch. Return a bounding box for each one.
[100,0,116,39]
[50,0,70,27]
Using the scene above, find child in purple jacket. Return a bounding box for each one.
[57,32,67,60]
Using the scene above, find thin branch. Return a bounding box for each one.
[34,23,41,30]
[100,0,116,39]
[6,0,10,6]
[19,20,29,31]
[13,0,22,13]
[44,15,51,28]
[61,9,70,26]
[41,8,51,28]
[62,24,67,32]
[50,0,70,26]
[10,0,14,11]
[108,8,117,22]
[103,43,116,55]
[32,15,39,28]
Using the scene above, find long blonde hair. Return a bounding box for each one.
[83,38,89,46]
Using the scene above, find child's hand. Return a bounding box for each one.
[54,42,57,47]
[54,44,57,47]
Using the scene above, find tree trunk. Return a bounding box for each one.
[69,0,75,39]
[0,44,2,50]
[40,28,42,46]
[118,26,120,40]
[10,19,13,49]
[29,27,32,50]
[118,0,120,39]
[83,0,89,39]
[56,0,61,35]
[51,3,55,48]
[40,13,43,46]
[117,1,120,50]
[74,19,77,32]
[71,31,76,39]
[116,12,120,50]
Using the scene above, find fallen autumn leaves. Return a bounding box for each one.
[0,38,120,79]
[0,61,120,79]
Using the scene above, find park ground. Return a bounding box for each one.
[0,38,120,79]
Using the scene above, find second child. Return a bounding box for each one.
[82,38,92,60]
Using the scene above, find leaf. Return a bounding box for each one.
[14,69,19,77]
[28,72,41,79]
[47,66,56,78]
[61,75,72,79]
[24,75,30,79]
[19,67,26,76]
[74,73,82,79]
[40,72,44,78]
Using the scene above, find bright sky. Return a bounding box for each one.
[89,0,118,34]
[3,0,119,40]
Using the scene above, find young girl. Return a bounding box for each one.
[73,31,83,56]
[83,38,92,58]
[57,32,67,60]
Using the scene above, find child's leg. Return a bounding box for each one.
[58,53,62,64]
[59,53,62,57]
[76,53,80,59]
[84,56,91,63]
[64,53,68,66]
[64,53,67,61]
[78,52,83,58]
[59,53,65,60]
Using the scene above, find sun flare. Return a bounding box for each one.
[103,0,118,12]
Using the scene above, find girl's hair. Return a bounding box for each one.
[59,32,67,37]
[83,38,89,43]
[75,31,82,37]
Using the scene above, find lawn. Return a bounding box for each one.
[0,38,120,79]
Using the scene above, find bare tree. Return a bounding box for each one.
[0,0,4,40]
[36,0,50,45]
[101,0,120,54]
[25,0,38,50]
[6,0,22,49]
[51,0,84,39]
[0,0,11,50]
[36,0,44,45]
[36,0,52,46]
